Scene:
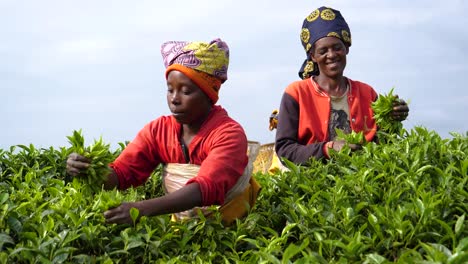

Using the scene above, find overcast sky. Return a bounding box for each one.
[1,0,467,150]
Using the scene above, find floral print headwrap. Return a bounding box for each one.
[161,38,229,104]
[299,6,352,79]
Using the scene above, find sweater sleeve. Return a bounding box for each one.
[110,120,162,190]
[186,123,248,206]
[275,92,327,164]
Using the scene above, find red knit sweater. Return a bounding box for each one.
[110,105,248,206]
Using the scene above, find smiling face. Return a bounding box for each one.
[310,36,349,78]
[166,70,212,127]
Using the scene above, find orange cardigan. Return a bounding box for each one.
[275,77,378,164]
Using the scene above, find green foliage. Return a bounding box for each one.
[335,128,365,145]
[372,88,404,135]
[0,127,467,263]
[92,188,141,212]
[66,130,116,193]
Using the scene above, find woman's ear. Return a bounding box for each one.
[346,45,350,55]
[310,52,317,63]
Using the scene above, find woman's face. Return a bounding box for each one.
[166,70,212,126]
[311,37,349,78]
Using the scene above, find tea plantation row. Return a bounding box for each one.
[0,127,467,263]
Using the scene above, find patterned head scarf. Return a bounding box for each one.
[161,38,229,104]
[299,6,352,79]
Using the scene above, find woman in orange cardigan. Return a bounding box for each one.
[275,6,409,165]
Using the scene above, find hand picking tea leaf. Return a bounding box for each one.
[67,130,115,192]
[372,88,404,135]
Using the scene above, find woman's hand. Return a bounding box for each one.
[391,96,409,122]
[104,202,142,225]
[66,152,119,190]
[103,183,202,225]
[66,152,90,176]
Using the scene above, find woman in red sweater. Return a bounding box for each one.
[275,6,409,165]
[66,38,260,225]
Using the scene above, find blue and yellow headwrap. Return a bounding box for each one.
[299,6,352,79]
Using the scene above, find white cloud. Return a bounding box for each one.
[58,39,112,59]
[1,0,468,148]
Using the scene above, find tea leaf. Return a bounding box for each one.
[372,87,405,135]
[66,130,115,193]
[454,214,465,235]
[130,207,140,225]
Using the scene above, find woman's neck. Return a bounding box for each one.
[181,107,212,145]
[314,75,347,97]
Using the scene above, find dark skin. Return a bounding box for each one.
[66,70,213,224]
[310,37,410,152]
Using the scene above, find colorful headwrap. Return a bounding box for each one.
[299,6,352,79]
[161,38,229,104]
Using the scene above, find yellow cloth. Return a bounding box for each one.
[218,177,261,226]
[164,163,260,225]
[269,109,279,131]
[170,178,261,226]
[268,152,281,174]
[268,151,289,175]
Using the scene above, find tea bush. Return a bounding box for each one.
[0,127,467,263]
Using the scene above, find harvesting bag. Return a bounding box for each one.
[162,142,261,225]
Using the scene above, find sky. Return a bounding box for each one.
[1,0,468,150]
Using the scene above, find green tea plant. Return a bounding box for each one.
[335,128,365,145]
[92,188,140,212]
[372,87,404,135]
[0,127,467,263]
[66,130,115,193]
